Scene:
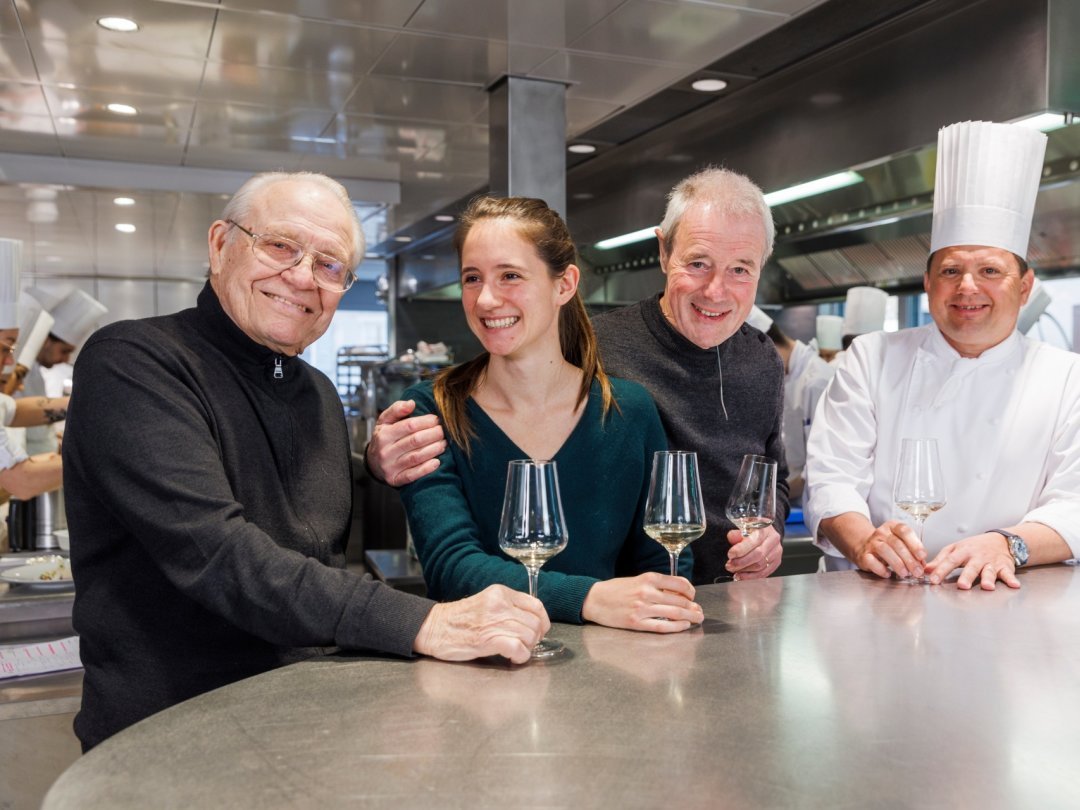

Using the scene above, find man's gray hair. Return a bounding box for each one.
[221,172,365,266]
[658,166,775,262]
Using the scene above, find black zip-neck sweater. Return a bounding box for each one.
[593,293,790,584]
[65,283,434,751]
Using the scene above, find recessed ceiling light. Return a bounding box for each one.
[96,16,139,33]
[107,103,137,116]
[568,143,597,155]
[691,78,728,93]
[393,236,412,243]
[115,223,136,233]
[113,197,135,206]
[434,214,455,222]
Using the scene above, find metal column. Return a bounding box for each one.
[488,76,567,217]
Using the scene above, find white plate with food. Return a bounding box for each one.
[0,556,74,587]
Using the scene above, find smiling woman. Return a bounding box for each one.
[398,195,705,635]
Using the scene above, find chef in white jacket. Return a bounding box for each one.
[748,306,834,503]
[805,120,1080,591]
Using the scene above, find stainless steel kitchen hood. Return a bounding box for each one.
[572,0,1080,305]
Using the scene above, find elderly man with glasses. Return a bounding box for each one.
[63,172,550,752]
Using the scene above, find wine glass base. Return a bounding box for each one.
[894,574,933,585]
[530,638,565,659]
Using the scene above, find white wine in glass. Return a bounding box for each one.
[643,451,706,576]
[498,459,569,659]
[726,454,777,538]
[892,438,947,584]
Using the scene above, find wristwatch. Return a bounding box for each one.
[989,529,1029,568]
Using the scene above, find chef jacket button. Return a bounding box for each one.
[989,417,999,425]
[976,472,986,480]
[957,525,968,533]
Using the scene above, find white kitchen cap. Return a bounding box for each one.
[50,289,107,346]
[930,121,1047,257]
[815,315,843,350]
[842,286,887,336]
[0,239,22,328]
[746,306,773,333]
[16,293,54,369]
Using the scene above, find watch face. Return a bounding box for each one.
[1010,536,1029,567]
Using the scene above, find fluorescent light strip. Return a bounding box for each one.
[595,170,865,248]
[763,171,863,207]
[595,226,656,250]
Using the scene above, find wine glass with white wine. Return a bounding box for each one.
[498,459,569,659]
[892,438,947,584]
[643,451,706,577]
[726,454,777,538]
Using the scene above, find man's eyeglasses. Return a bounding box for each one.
[0,339,15,359]
[227,220,356,293]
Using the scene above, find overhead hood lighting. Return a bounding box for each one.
[763,171,863,207]
[595,226,655,250]
[596,171,866,249]
[1012,112,1073,132]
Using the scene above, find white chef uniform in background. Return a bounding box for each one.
[806,120,1080,571]
[22,289,107,455]
[747,306,835,504]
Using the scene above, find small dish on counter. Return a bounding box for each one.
[0,556,74,588]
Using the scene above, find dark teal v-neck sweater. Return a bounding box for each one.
[399,377,692,623]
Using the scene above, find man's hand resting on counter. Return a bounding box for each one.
[413,584,551,664]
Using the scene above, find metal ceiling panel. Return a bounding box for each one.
[370,31,508,86]
[19,0,217,61]
[565,96,624,137]
[342,76,487,124]
[208,10,397,75]
[406,0,624,47]
[40,85,194,140]
[216,0,420,28]
[530,51,690,108]
[0,80,50,116]
[34,41,205,98]
[198,63,356,110]
[568,0,782,65]
[654,0,822,12]
[0,35,35,80]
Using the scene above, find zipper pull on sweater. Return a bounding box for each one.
[273,356,284,380]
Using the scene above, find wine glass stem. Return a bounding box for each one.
[668,551,679,577]
[526,566,540,599]
[916,518,925,548]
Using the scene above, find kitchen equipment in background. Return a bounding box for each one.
[7,490,66,552]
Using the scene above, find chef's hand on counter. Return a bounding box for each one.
[924,523,1072,590]
[365,399,446,486]
[819,513,926,579]
[725,525,783,580]
[581,573,704,632]
[412,584,550,665]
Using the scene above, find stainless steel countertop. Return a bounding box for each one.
[45,567,1080,808]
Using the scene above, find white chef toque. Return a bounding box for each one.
[815,315,843,350]
[930,120,1047,257]
[0,239,22,329]
[841,286,887,336]
[16,293,55,369]
[50,289,107,346]
[746,306,773,333]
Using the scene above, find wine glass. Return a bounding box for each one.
[892,438,947,585]
[725,454,777,537]
[498,459,569,659]
[643,451,706,576]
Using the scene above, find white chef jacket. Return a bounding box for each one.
[0,392,27,470]
[783,340,836,487]
[805,324,1080,568]
[22,365,58,456]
